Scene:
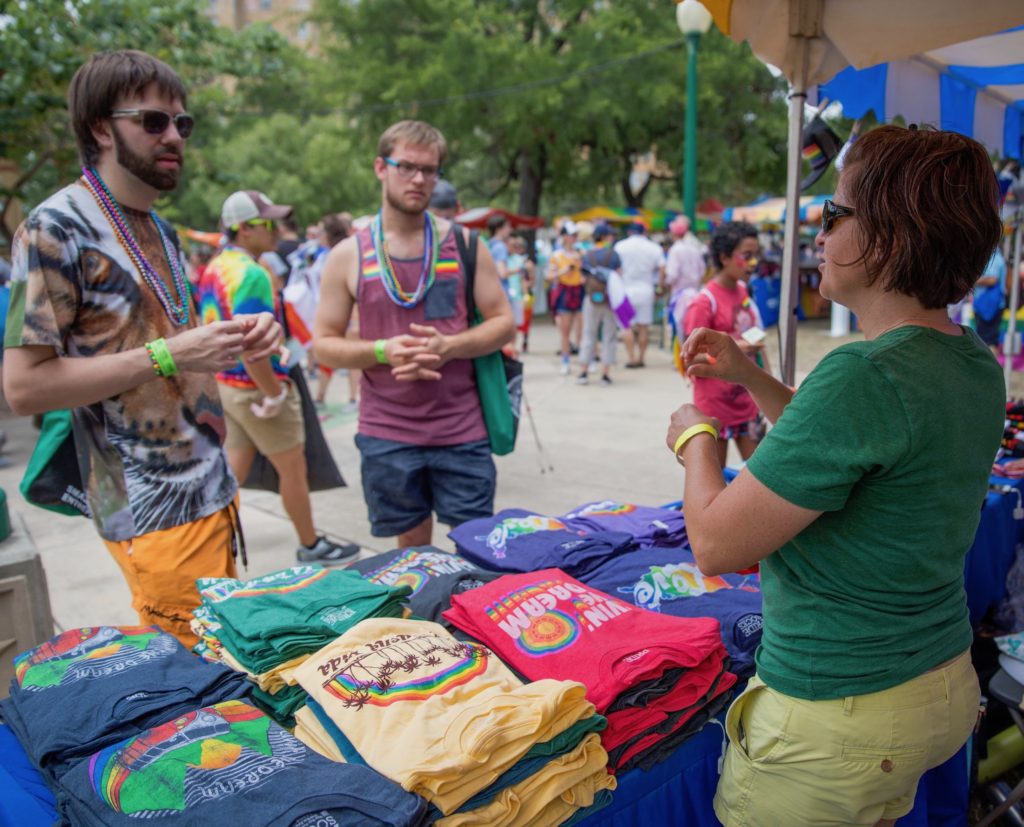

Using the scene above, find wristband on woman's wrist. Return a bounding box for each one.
[673,423,719,464]
[145,338,177,377]
[374,338,389,365]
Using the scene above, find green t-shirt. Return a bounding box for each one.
[746,325,1004,700]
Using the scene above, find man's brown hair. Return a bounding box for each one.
[69,50,188,166]
[841,125,1001,308]
[377,120,448,166]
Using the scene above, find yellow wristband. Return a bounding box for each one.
[374,339,389,365]
[673,423,719,458]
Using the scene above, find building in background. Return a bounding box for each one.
[207,0,317,49]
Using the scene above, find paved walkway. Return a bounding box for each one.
[0,316,997,633]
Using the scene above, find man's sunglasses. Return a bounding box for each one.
[821,199,855,234]
[231,219,275,232]
[383,157,442,181]
[110,109,195,139]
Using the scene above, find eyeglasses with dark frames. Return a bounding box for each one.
[231,219,275,232]
[383,157,443,181]
[821,199,856,234]
[110,109,195,139]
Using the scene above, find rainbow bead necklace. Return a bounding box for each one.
[371,210,439,309]
[80,166,190,326]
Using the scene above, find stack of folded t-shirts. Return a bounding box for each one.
[449,509,634,578]
[288,617,616,825]
[580,546,763,678]
[0,626,249,789]
[349,546,502,626]
[189,566,411,726]
[559,500,688,548]
[443,569,737,773]
[59,699,431,826]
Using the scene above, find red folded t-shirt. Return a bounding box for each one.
[443,568,731,713]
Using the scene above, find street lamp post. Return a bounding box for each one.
[676,0,713,224]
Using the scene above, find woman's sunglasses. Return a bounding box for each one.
[821,199,855,234]
[110,109,195,139]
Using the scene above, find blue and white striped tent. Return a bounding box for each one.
[816,26,1024,160]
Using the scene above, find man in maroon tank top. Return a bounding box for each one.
[314,120,515,548]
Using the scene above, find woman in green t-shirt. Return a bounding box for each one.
[669,125,1005,827]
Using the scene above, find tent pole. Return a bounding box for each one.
[778,41,809,387]
[1004,217,1024,389]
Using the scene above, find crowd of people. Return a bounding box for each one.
[1,44,1020,827]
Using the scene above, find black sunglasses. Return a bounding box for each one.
[821,199,855,234]
[110,108,195,139]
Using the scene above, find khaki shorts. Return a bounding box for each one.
[219,381,304,456]
[714,649,979,826]
[104,498,239,648]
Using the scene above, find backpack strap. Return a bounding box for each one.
[699,286,717,317]
[454,225,479,322]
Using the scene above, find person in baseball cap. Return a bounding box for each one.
[220,190,294,229]
[428,180,460,219]
[200,190,359,567]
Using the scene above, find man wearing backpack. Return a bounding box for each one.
[576,224,622,386]
[313,120,514,548]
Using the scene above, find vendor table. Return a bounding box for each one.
[1,474,1018,826]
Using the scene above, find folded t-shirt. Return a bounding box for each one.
[58,700,429,827]
[443,570,730,713]
[581,546,763,677]
[448,510,633,577]
[560,501,687,548]
[1,626,248,783]
[350,547,501,625]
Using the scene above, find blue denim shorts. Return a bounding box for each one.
[355,434,497,537]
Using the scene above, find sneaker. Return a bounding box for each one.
[600,375,612,387]
[560,361,570,376]
[575,373,589,385]
[297,536,360,566]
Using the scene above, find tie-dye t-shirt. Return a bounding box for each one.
[197,246,287,389]
[5,181,236,541]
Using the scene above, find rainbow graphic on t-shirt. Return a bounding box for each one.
[91,700,281,814]
[321,635,489,708]
[200,567,329,602]
[487,578,631,657]
[566,501,637,519]
[481,515,568,559]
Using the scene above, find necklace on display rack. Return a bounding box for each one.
[371,210,439,309]
[80,166,191,326]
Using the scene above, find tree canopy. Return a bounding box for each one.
[2,0,798,242]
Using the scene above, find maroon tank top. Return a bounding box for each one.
[356,222,487,446]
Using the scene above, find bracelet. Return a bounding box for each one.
[673,423,719,461]
[145,338,177,377]
[374,338,389,365]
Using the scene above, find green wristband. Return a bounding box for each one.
[146,338,177,377]
[374,338,389,365]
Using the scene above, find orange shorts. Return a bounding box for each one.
[104,498,239,648]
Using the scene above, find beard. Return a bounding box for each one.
[384,180,429,217]
[111,126,182,192]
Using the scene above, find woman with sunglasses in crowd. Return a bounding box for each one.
[670,125,1004,826]
[682,221,770,466]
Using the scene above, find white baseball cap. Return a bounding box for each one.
[221,190,293,229]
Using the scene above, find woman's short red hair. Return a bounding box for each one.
[841,125,1002,308]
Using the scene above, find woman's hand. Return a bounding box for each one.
[682,327,756,385]
[665,404,721,457]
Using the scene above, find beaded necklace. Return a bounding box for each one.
[80,166,190,326]
[371,210,439,308]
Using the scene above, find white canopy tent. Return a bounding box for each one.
[700,0,1024,384]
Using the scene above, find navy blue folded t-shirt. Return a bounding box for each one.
[58,700,428,827]
[1,626,249,783]
[349,547,500,625]
[581,547,762,677]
